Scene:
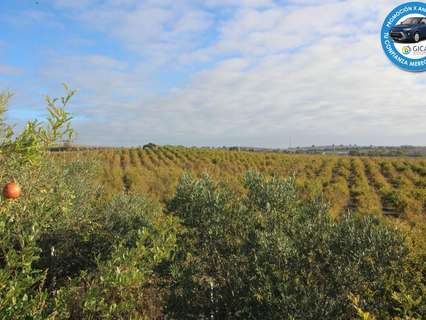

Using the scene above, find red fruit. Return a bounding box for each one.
[3,182,22,199]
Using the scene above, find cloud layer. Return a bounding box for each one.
[2,0,425,147]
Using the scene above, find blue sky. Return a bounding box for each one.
[1,0,425,147]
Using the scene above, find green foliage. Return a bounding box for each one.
[41,83,76,147]
[0,157,97,318]
[349,294,376,320]
[166,173,252,319]
[54,194,179,319]
[0,84,75,165]
[166,172,423,319]
[0,86,78,318]
[0,91,12,135]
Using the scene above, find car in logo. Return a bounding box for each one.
[390,17,426,43]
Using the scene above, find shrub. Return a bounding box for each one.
[0,86,80,318]
[165,172,422,319]
[54,194,179,320]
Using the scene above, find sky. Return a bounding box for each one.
[0,0,425,147]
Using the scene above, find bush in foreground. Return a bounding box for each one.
[166,172,425,319]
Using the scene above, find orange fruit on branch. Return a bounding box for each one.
[3,182,22,199]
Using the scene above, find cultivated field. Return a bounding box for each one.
[76,145,426,219]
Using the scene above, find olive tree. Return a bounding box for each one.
[166,172,422,319]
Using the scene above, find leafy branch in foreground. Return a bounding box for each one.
[0,84,76,165]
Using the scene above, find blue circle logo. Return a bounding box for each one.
[381,2,426,72]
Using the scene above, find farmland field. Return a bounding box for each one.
[4,121,425,319]
[68,145,426,219]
